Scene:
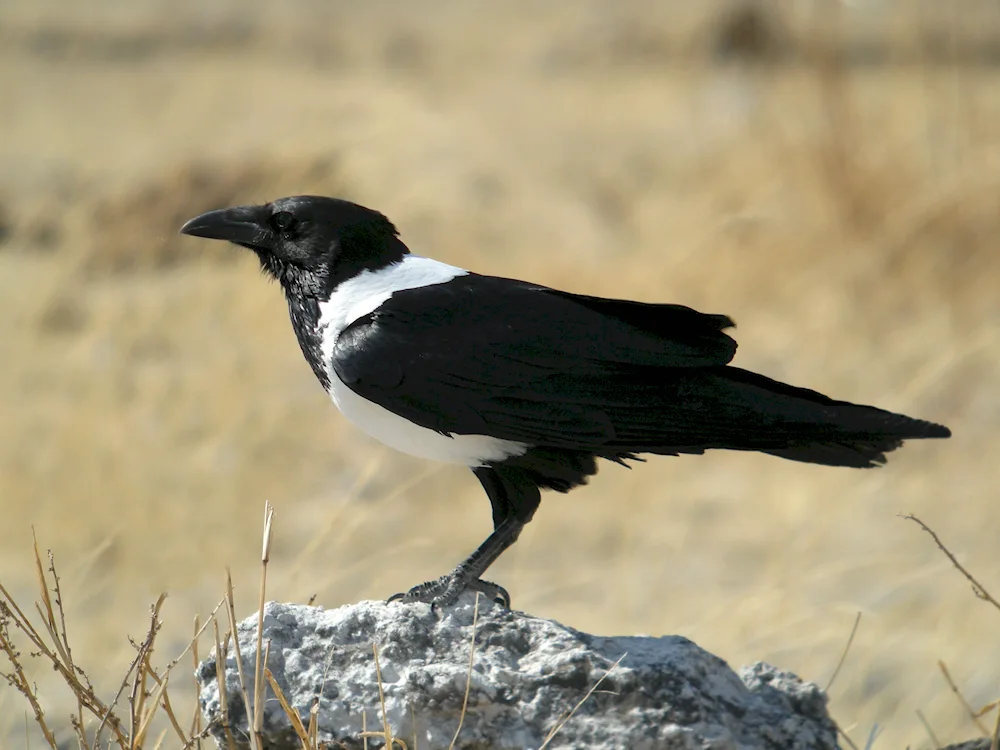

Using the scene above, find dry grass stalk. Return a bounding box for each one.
[262,640,272,710]
[303,638,339,749]
[145,665,190,747]
[225,567,260,750]
[128,595,167,747]
[0,602,59,747]
[902,513,1000,747]
[938,660,991,736]
[265,667,311,748]
[825,611,862,692]
[253,502,275,742]
[825,612,863,750]
[191,614,203,749]
[448,592,480,750]
[111,596,225,749]
[975,700,999,719]
[359,642,407,749]
[35,539,89,749]
[213,616,238,750]
[539,652,628,749]
[133,663,171,747]
[835,723,861,750]
[901,514,1000,612]
[307,704,319,747]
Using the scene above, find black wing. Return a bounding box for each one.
[331,274,739,450]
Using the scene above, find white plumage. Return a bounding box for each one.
[317,255,528,466]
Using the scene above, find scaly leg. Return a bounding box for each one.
[388,517,524,608]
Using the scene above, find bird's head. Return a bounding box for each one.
[180,195,407,297]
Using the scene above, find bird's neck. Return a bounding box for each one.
[278,233,411,392]
[328,234,410,290]
[285,295,331,391]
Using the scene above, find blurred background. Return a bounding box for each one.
[1,0,998,746]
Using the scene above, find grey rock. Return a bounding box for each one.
[941,741,995,750]
[197,596,838,750]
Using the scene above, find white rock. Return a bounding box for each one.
[197,596,838,750]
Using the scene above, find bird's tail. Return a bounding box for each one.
[699,367,950,468]
[613,366,951,468]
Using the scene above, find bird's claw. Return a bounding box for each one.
[388,574,510,609]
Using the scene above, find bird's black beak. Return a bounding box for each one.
[179,205,275,251]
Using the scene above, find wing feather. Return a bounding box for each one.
[331,274,738,448]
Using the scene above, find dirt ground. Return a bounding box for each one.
[1,1,999,747]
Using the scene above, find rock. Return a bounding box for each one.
[196,596,839,750]
[941,741,994,750]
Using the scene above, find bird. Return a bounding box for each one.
[180,195,951,608]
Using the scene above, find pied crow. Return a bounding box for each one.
[180,195,951,608]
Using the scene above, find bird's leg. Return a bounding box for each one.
[388,517,524,608]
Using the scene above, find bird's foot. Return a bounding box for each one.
[388,574,510,609]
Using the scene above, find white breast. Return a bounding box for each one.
[316,255,528,467]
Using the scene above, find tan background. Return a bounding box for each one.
[1,1,998,747]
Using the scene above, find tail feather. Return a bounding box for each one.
[704,367,950,468]
[763,439,905,468]
[595,365,951,468]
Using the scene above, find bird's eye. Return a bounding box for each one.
[270,211,297,234]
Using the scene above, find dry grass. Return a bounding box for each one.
[0,514,422,749]
[0,534,217,749]
[0,517,673,750]
[1,1,999,747]
[3,512,995,748]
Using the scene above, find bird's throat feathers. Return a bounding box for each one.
[283,295,331,391]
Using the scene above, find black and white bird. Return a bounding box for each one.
[180,195,951,607]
